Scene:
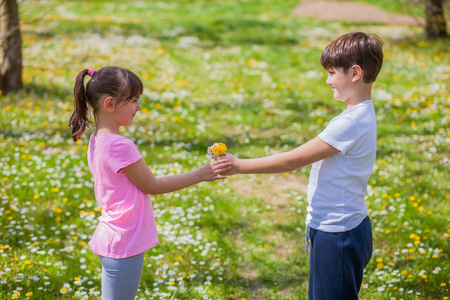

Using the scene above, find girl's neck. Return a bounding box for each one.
[94,127,119,136]
[94,118,120,136]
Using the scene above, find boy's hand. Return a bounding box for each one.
[215,153,239,176]
[201,158,231,181]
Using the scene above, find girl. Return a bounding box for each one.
[69,66,231,300]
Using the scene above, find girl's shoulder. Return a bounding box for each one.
[91,133,132,143]
[90,134,138,152]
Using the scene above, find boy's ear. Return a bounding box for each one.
[103,96,115,112]
[351,65,363,82]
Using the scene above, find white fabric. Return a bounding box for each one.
[306,100,376,232]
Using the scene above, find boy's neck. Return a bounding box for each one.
[345,83,372,111]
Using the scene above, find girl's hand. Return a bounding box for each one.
[200,158,232,181]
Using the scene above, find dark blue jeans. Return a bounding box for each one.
[308,216,373,300]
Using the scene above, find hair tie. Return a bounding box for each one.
[87,69,96,77]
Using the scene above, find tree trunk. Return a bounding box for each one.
[0,0,23,95]
[425,0,448,39]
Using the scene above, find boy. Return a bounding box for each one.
[222,31,384,299]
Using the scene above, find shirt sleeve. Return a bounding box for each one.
[318,114,359,154]
[108,137,142,174]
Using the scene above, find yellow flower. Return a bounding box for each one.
[207,142,227,157]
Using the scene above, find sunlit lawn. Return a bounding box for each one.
[0,0,449,299]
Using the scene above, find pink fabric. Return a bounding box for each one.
[87,134,159,258]
[88,68,96,77]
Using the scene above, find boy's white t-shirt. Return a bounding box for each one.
[306,99,376,233]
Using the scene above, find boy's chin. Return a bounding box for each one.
[333,97,346,102]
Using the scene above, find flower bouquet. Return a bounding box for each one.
[207,142,227,158]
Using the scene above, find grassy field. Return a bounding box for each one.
[0,0,449,299]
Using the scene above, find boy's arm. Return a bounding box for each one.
[225,137,339,175]
[124,158,231,195]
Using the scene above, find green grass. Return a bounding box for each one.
[1,0,449,299]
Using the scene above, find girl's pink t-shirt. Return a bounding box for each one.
[87,134,159,258]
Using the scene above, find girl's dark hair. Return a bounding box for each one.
[320,31,384,83]
[69,66,143,142]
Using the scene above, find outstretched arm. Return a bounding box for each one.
[223,137,339,175]
[124,158,231,195]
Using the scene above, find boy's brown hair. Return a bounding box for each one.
[320,31,384,83]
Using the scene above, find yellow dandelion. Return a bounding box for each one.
[207,142,227,157]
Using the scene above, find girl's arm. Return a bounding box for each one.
[224,137,339,175]
[124,158,231,195]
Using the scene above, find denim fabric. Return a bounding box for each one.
[308,216,373,300]
[99,252,144,300]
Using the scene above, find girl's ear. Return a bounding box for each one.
[351,65,363,82]
[103,96,115,112]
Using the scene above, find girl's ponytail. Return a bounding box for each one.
[69,69,92,142]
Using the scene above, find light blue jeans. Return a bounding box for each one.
[99,252,144,300]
